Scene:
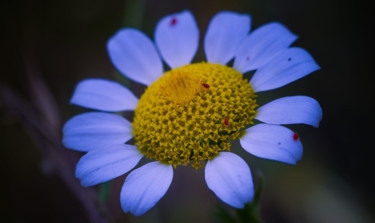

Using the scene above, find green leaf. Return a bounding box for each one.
[99,182,111,202]
[214,177,264,223]
[214,205,237,223]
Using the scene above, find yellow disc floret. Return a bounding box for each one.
[132,62,258,169]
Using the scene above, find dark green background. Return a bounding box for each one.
[1,0,373,222]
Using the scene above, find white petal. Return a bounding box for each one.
[70,79,138,112]
[62,112,132,152]
[234,22,298,73]
[155,10,199,68]
[121,162,173,216]
[75,144,143,187]
[256,96,323,127]
[107,28,163,86]
[205,152,254,209]
[240,124,303,164]
[204,11,251,65]
[250,47,320,92]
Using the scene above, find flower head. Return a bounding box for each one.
[63,10,322,216]
[133,62,258,169]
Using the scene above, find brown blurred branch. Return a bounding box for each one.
[0,79,113,223]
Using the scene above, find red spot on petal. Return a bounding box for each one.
[246,56,250,61]
[293,133,299,141]
[202,83,210,88]
[224,118,229,126]
[170,17,177,26]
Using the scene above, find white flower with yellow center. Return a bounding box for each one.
[63,10,322,216]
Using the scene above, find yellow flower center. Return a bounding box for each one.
[132,62,258,169]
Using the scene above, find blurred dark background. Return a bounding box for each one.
[1,0,373,222]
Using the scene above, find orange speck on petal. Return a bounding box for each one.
[170,17,177,26]
[293,133,299,141]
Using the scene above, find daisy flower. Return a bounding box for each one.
[63,10,322,216]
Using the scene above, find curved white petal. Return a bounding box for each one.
[62,112,132,151]
[121,162,173,216]
[240,124,303,164]
[234,22,298,73]
[205,152,254,209]
[204,11,251,65]
[155,10,199,68]
[70,79,138,112]
[250,47,320,92]
[75,144,143,187]
[107,28,163,86]
[256,96,323,127]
